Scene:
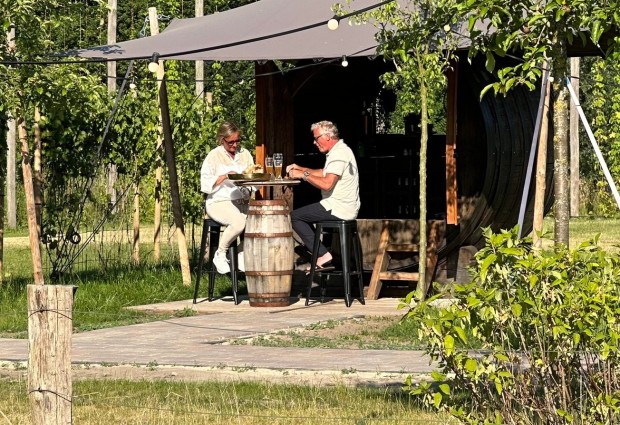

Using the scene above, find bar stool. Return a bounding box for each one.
[193,218,240,304]
[306,220,365,307]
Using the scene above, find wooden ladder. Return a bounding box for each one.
[366,220,444,300]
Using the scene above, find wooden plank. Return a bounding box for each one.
[366,221,391,300]
[378,272,419,281]
[386,243,420,253]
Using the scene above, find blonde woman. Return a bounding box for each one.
[200,121,254,273]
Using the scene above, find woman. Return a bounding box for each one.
[200,121,254,274]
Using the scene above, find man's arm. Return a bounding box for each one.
[287,163,338,191]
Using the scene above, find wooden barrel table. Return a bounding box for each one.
[244,200,294,307]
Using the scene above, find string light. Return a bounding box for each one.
[327,17,340,31]
[148,52,160,72]
[341,55,348,67]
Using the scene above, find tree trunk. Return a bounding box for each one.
[551,47,571,247]
[569,57,580,217]
[416,54,429,300]
[18,116,44,285]
[133,180,140,265]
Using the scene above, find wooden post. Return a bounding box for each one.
[107,0,118,213]
[158,79,192,285]
[28,284,74,424]
[133,181,140,265]
[533,75,551,248]
[445,60,459,225]
[33,107,43,235]
[18,117,44,285]
[6,25,16,229]
[150,8,163,262]
[569,57,580,217]
[195,0,204,99]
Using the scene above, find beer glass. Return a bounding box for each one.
[265,156,274,180]
[273,153,283,180]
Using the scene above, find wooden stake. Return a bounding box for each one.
[533,75,551,248]
[18,116,44,285]
[158,78,192,285]
[28,284,74,424]
[569,57,580,217]
[150,8,163,262]
[33,106,43,235]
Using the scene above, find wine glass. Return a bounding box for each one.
[273,153,283,180]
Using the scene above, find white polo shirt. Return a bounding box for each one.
[320,140,360,220]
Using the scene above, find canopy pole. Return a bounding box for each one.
[566,77,620,211]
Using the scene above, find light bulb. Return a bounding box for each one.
[129,82,137,90]
[548,76,554,83]
[443,24,451,32]
[327,18,339,31]
[341,56,348,67]
[148,52,160,73]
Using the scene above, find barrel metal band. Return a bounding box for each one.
[244,270,293,276]
[248,210,289,216]
[244,232,293,238]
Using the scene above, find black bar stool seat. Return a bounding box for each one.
[306,219,365,307]
[193,218,240,304]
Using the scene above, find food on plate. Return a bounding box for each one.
[243,164,264,174]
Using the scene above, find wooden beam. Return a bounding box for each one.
[446,61,459,225]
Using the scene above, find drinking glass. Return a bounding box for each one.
[265,157,274,180]
[273,153,283,180]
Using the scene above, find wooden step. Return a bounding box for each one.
[366,220,445,300]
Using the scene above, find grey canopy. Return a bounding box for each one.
[65,0,389,62]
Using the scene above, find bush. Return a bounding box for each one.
[404,226,620,424]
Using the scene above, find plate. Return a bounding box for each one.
[229,173,268,182]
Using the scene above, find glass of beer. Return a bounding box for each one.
[273,153,283,180]
[265,157,274,180]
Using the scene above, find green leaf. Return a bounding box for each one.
[433,392,442,408]
[444,334,455,355]
[439,383,451,395]
[485,52,496,73]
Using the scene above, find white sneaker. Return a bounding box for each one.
[237,253,245,272]
[213,250,231,274]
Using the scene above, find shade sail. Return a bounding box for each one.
[64,0,387,62]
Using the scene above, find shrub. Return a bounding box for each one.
[404,226,620,424]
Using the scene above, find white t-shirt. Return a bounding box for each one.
[320,140,360,220]
[200,145,254,207]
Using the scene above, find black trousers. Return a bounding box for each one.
[291,202,339,257]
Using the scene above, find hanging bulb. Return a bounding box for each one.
[443,24,451,32]
[148,52,160,73]
[129,82,137,90]
[327,17,339,31]
[341,56,348,67]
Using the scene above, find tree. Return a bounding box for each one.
[460,0,620,246]
[352,0,459,299]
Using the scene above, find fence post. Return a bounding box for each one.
[28,284,75,424]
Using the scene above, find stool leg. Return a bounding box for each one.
[229,242,239,305]
[193,221,210,304]
[306,224,323,306]
[340,225,352,307]
[353,228,365,305]
[208,229,220,301]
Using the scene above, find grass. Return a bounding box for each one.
[0,377,457,424]
[0,243,243,338]
[537,216,620,252]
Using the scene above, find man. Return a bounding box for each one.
[286,120,360,270]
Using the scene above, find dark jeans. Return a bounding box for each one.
[291,202,339,257]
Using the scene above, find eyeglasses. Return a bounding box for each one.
[313,133,328,142]
[223,137,241,146]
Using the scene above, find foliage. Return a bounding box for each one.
[404,226,620,424]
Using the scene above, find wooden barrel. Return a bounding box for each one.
[244,200,294,307]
